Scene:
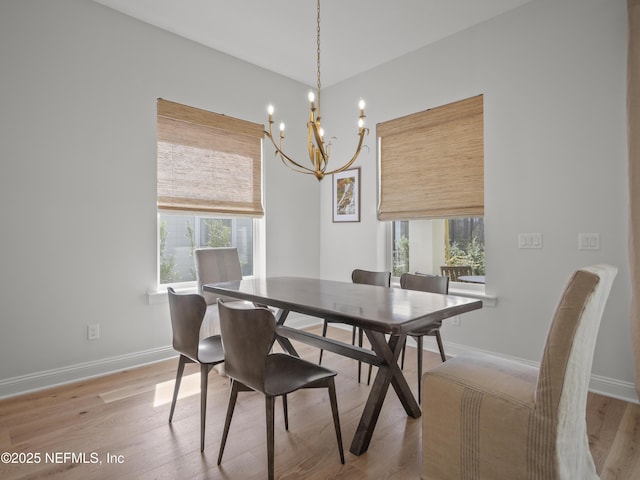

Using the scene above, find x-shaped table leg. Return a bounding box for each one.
[271,308,299,356]
[349,330,421,455]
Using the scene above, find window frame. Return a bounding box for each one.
[385,220,490,302]
[157,211,264,291]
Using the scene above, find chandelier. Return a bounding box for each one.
[265,0,369,181]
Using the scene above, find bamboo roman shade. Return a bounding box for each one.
[377,95,484,221]
[157,98,264,217]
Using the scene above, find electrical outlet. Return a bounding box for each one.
[451,316,461,327]
[87,324,100,340]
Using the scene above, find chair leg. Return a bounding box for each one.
[435,330,447,362]
[400,337,407,369]
[327,378,345,464]
[200,363,211,452]
[359,328,375,385]
[266,395,276,480]
[218,380,240,465]
[169,355,187,423]
[416,336,423,405]
[319,319,329,364]
[366,330,375,385]
[357,327,363,383]
[282,394,288,431]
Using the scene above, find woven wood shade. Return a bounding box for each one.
[377,95,484,220]
[157,99,264,217]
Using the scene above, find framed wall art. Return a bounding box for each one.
[332,167,360,223]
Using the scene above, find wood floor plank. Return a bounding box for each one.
[599,402,640,480]
[586,392,628,471]
[1,325,639,479]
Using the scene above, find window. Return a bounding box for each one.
[392,218,485,280]
[159,213,254,284]
[157,99,264,287]
[378,95,485,284]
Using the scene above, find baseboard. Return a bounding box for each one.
[589,374,640,404]
[3,319,638,405]
[427,339,640,405]
[0,313,318,400]
[0,312,320,400]
[320,321,640,404]
[0,346,176,400]
[282,312,319,330]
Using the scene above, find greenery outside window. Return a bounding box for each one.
[392,218,485,280]
[159,213,255,285]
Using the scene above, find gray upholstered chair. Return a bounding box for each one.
[319,269,391,383]
[167,287,225,452]
[399,272,449,403]
[217,300,345,480]
[194,247,246,338]
[421,264,617,480]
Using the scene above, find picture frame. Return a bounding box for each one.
[332,167,360,223]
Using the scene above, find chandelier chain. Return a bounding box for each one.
[316,0,322,115]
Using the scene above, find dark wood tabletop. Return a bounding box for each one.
[203,276,482,456]
[204,276,482,335]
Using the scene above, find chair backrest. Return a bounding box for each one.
[218,300,275,393]
[400,272,449,294]
[535,264,617,474]
[167,287,207,362]
[440,265,473,281]
[352,269,391,287]
[194,247,243,305]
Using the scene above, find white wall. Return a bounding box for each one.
[0,0,320,395]
[0,0,634,403]
[320,0,634,400]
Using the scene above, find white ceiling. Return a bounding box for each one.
[93,0,534,88]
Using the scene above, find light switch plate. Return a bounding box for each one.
[518,233,543,249]
[578,233,600,250]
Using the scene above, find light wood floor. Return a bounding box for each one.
[1,325,639,479]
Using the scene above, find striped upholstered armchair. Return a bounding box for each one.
[421,264,617,480]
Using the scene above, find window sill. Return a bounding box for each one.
[448,285,497,307]
[391,279,497,307]
[147,286,197,305]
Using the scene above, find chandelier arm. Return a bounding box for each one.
[307,121,317,169]
[310,122,329,166]
[324,127,370,176]
[280,156,320,176]
[265,128,316,174]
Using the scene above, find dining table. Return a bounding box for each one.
[204,276,482,456]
